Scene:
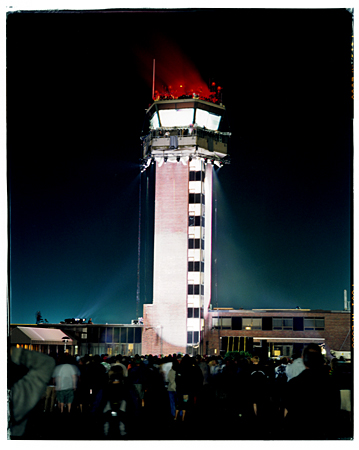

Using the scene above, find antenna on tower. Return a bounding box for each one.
[152,59,155,100]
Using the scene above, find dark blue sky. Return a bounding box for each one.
[7,9,352,325]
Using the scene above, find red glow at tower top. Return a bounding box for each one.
[153,81,223,105]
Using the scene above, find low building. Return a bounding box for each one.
[10,326,74,354]
[10,307,351,360]
[10,322,143,357]
[204,308,351,359]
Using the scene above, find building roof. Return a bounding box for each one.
[208,308,350,314]
[11,326,74,345]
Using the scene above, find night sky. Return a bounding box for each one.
[7,8,353,325]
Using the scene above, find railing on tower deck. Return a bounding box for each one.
[141,126,231,156]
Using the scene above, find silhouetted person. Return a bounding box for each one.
[283,343,340,439]
[8,347,55,438]
[53,353,80,413]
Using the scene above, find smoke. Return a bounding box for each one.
[134,32,211,98]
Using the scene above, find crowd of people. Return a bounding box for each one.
[8,343,352,440]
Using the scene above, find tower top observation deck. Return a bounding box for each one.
[141,96,231,169]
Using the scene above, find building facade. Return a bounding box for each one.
[204,308,351,359]
[140,97,230,355]
[10,322,143,357]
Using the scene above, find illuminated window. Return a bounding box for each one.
[159,108,195,127]
[195,108,221,130]
[212,317,232,329]
[221,318,232,329]
[149,112,160,129]
[242,318,262,330]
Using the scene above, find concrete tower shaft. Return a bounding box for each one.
[141,98,230,356]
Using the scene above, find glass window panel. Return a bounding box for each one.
[149,112,160,129]
[187,331,193,344]
[304,318,315,329]
[113,328,119,343]
[195,108,221,130]
[135,327,142,344]
[252,319,262,329]
[283,318,293,328]
[106,328,113,343]
[194,331,199,343]
[127,328,134,343]
[188,308,193,318]
[273,318,282,329]
[315,318,325,329]
[120,328,127,343]
[100,328,106,343]
[222,318,232,329]
[159,108,195,127]
[193,308,200,318]
[242,318,252,329]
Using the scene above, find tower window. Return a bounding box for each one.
[187,331,200,344]
[189,171,205,182]
[188,285,200,295]
[189,193,205,204]
[188,238,201,249]
[187,331,193,344]
[188,261,200,272]
[189,216,202,227]
[188,307,200,318]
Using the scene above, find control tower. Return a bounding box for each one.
[141,95,230,355]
